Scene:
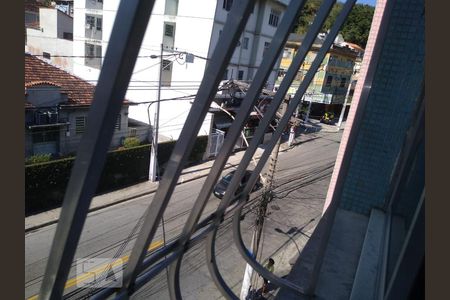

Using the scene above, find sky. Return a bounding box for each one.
[356,0,377,6]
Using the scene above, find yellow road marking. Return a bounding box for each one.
[27,240,164,300]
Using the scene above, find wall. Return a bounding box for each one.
[26,8,74,71]
[60,106,130,154]
[324,0,424,215]
[210,0,284,89]
[73,0,214,140]
[56,9,73,39]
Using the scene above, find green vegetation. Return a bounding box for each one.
[25,153,52,165]
[295,0,375,48]
[123,137,141,148]
[25,136,209,215]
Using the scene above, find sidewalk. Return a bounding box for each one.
[25,147,265,232]
[25,120,344,233]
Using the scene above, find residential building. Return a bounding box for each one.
[25,2,75,72]
[207,80,277,155]
[278,33,359,116]
[24,53,150,158]
[72,0,288,140]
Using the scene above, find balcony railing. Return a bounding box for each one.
[37,0,358,299]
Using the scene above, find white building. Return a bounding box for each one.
[72,0,288,140]
[25,5,74,72]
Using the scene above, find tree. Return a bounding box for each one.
[294,0,323,34]
[295,1,375,48]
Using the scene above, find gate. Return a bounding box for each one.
[208,128,225,157]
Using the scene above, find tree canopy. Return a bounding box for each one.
[294,1,375,48]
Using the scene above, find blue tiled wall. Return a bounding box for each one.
[339,0,424,215]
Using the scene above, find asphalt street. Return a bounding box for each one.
[25,129,343,300]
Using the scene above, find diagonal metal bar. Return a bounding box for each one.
[217,0,337,241]
[202,0,342,296]
[166,1,309,298]
[119,0,255,295]
[37,0,157,299]
[230,0,357,295]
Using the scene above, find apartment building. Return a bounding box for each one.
[72,0,288,140]
[25,3,74,72]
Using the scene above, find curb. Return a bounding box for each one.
[25,159,243,233]
[25,126,341,233]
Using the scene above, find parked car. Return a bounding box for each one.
[213,170,263,199]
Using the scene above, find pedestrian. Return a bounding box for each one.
[261,258,275,294]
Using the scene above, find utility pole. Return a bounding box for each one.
[149,44,163,182]
[288,97,299,147]
[240,99,286,300]
[304,98,313,123]
[337,77,353,129]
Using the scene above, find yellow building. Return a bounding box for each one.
[277,33,360,115]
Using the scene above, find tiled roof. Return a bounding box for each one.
[344,42,365,52]
[25,81,61,88]
[25,53,130,107]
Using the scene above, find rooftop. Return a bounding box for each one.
[24,53,130,107]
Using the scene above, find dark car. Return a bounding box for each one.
[213,170,263,199]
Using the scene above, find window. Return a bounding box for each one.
[43,52,51,59]
[238,70,244,80]
[242,37,249,49]
[32,128,59,144]
[86,15,102,30]
[164,23,174,37]
[75,116,87,134]
[340,77,347,88]
[223,0,233,11]
[165,0,178,15]
[163,22,176,49]
[86,44,94,57]
[86,15,95,28]
[85,43,102,69]
[86,15,95,29]
[96,17,102,31]
[161,59,173,86]
[325,75,333,87]
[223,69,228,80]
[97,0,103,3]
[263,41,270,55]
[162,59,172,71]
[63,32,73,40]
[115,114,121,130]
[269,9,281,27]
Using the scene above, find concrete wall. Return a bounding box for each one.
[56,10,73,39]
[26,8,74,72]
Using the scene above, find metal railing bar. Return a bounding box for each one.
[206,228,240,300]
[229,0,357,295]
[202,0,342,297]
[38,0,157,299]
[233,201,308,293]
[87,196,259,299]
[120,0,255,294]
[165,1,310,298]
